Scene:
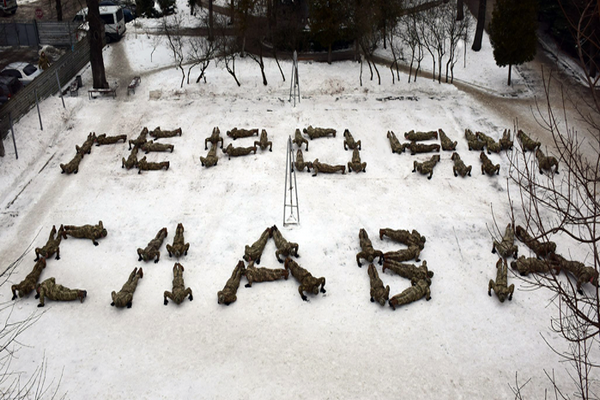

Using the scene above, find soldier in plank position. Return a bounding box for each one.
[488,258,514,302]
[244,261,289,287]
[218,261,245,305]
[11,258,46,300]
[62,221,107,246]
[35,277,86,307]
[166,223,189,258]
[368,264,390,306]
[243,227,272,264]
[389,277,431,310]
[164,263,193,305]
[137,227,168,263]
[356,228,383,267]
[35,225,64,261]
[111,267,143,308]
[285,258,326,301]
[272,225,299,263]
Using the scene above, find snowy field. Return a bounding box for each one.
[0,15,595,400]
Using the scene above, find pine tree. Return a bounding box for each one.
[488,0,538,85]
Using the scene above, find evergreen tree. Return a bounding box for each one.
[488,0,537,85]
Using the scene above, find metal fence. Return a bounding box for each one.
[0,37,90,157]
[0,21,79,48]
[0,22,38,47]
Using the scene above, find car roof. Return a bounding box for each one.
[2,62,32,70]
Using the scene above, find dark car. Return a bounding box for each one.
[0,75,23,106]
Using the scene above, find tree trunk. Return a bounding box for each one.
[56,0,62,21]
[86,0,108,89]
[456,0,464,21]
[209,0,213,41]
[507,63,512,86]
[471,0,487,51]
[230,0,234,25]
[327,44,332,64]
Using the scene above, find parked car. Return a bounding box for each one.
[0,75,23,106]
[99,0,136,23]
[0,0,18,16]
[73,4,127,42]
[0,62,42,86]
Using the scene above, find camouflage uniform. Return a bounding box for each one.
[488,258,514,302]
[284,258,326,301]
[311,159,346,176]
[387,131,406,154]
[406,142,440,155]
[137,156,170,173]
[223,144,257,160]
[476,132,501,154]
[11,258,46,300]
[343,129,361,150]
[492,224,518,258]
[383,245,422,263]
[550,253,598,294]
[517,130,541,152]
[129,127,148,150]
[96,134,127,146]
[499,129,513,151]
[480,152,500,175]
[438,129,457,151]
[382,260,434,281]
[63,220,107,246]
[60,152,84,174]
[36,277,86,307]
[122,146,139,169]
[368,263,389,306]
[111,267,143,308]
[515,225,556,258]
[150,126,182,139]
[218,261,245,305]
[141,140,174,154]
[243,227,272,264]
[200,144,219,167]
[451,152,472,177]
[303,125,336,139]
[76,132,96,155]
[465,129,486,151]
[271,225,299,263]
[412,154,441,179]
[389,277,431,310]
[356,228,383,267]
[347,148,367,173]
[137,227,168,263]
[227,127,259,140]
[292,129,309,151]
[244,261,289,287]
[404,130,438,142]
[166,223,189,258]
[294,149,312,172]
[511,256,560,276]
[164,263,193,305]
[254,129,272,151]
[35,225,64,261]
[535,149,559,174]
[379,228,426,251]
[205,127,224,150]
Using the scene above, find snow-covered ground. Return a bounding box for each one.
[0,9,596,399]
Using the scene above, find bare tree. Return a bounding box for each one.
[444,1,471,83]
[215,32,241,87]
[188,35,216,84]
[161,14,187,88]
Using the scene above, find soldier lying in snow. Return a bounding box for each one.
[244,261,289,287]
[488,258,514,302]
[413,154,441,179]
[137,227,168,263]
[11,258,46,300]
[272,224,299,263]
[122,146,139,169]
[223,143,257,160]
[285,258,326,301]
[293,129,309,151]
[111,267,143,308]
[311,159,345,176]
[405,141,440,155]
[303,125,336,139]
[438,129,457,151]
[382,260,434,281]
[515,225,556,258]
[383,245,422,263]
[205,127,224,150]
[516,130,541,152]
[96,133,127,146]
[389,277,431,310]
[129,127,148,150]
[492,223,518,259]
[404,130,438,142]
[535,149,559,174]
[254,129,273,151]
[379,228,426,256]
[347,148,366,173]
[243,227,272,264]
[137,157,170,173]
[499,129,513,151]
[343,129,361,150]
[387,131,406,154]
[164,263,193,305]
[76,132,96,155]
[150,126,182,139]
[356,228,383,267]
[166,222,189,258]
[511,256,560,276]
[141,140,174,154]
[368,264,390,306]
[35,277,86,307]
[294,149,312,172]
[35,225,64,261]
[465,129,486,151]
[451,152,472,177]
[200,144,219,167]
[62,220,107,246]
[227,127,259,140]
[476,131,501,154]
[60,152,83,174]
[218,261,245,305]
[549,253,598,294]
[480,152,500,175]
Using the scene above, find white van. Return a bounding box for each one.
[73,5,127,43]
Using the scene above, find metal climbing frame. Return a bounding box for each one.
[289,50,300,107]
[283,136,300,226]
